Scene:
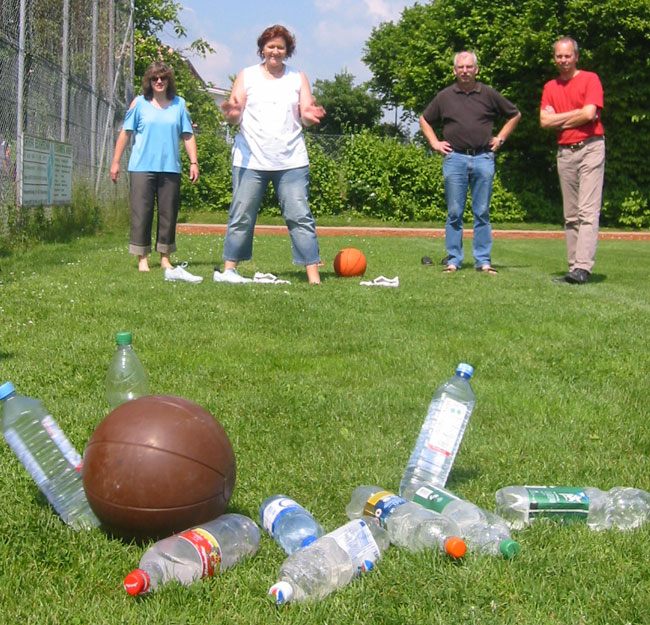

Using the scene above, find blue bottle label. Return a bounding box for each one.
[363,490,407,527]
[262,497,300,536]
[41,415,83,470]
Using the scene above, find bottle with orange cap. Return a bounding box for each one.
[345,485,467,558]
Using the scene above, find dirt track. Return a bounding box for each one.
[177,224,650,241]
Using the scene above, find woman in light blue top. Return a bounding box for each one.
[111,62,199,273]
[218,25,325,284]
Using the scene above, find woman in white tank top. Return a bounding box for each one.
[216,25,326,285]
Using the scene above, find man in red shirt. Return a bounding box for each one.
[541,37,605,285]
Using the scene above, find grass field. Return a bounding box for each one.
[1,229,649,625]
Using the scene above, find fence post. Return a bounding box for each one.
[16,0,26,205]
[91,0,98,174]
[61,0,69,143]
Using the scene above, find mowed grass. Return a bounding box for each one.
[1,229,649,625]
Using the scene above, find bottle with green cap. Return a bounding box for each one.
[105,331,149,410]
[406,483,519,558]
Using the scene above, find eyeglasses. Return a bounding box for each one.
[152,76,168,83]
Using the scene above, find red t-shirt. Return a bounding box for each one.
[541,70,604,145]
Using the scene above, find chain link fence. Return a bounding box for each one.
[0,0,134,236]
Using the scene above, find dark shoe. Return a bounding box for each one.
[565,268,589,284]
[421,256,433,265]
[552,273,570,283]
[441,255,451,266]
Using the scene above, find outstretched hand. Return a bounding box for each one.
[221,97,243,124]
[302,100,326,126]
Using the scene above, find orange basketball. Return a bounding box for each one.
[334,248,367,277]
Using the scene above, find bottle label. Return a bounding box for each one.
[329,519,381,574]
[3,427,50,488]
[41,415,83,470]
[179,528,222,578]
[262,497,299,536]
[412,485,459,513]
[524,486,589,522]
[363,490,407,527]
[424,397,469,457]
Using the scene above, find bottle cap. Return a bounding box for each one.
[456,363,474,379]
[115,331,133,346]
[444,536,467,559]
[0,381,15,400]
[269,581,293,604]
[123,569,150,595]
[499,538,520,559]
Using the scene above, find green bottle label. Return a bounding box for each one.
[526,486,589,523]
[412,484,459,513]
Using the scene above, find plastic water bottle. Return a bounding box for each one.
[408,483,519,557]
[0,381,100,530]
[400,363,476,495]
[123,513,260,595]
[259,494,325,554]
[495,485,650,531]
[345,485,466,558]
[105,331,150,410]
[269,517,388,604]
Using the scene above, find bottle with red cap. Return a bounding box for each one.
[345,485,467,558]
[123,513,260,595]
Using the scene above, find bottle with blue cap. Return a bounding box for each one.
[268,517,388,604]
[0,381,100,530]
[400,362,476,494]
[259,494,325,554]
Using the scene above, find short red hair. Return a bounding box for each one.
[257,24,296,59]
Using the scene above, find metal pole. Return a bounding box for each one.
[61,0,70,143]
[91,0,98,175]
[16,0,26,205]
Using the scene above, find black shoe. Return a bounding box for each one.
[552,273,570,283]
[565,268,589,284]
[441,255,451,266]
[421,256,433,265]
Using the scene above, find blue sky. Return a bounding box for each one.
[159,0,419,90]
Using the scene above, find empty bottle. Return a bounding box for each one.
[0,381,100,530]
[400,363,476,495]
[260,494,325,554]
[105,331,149,410]
[269,517,388,604]
[123,513,260,595]
[346,485,466,558]
[408,483,518,557]
[496,485,650,531]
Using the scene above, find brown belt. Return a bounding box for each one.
[559,135,605,152]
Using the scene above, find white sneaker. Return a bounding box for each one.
[213,268,252,284]
[253,271,291,285]
[164,262,203,283]
[360,275,399,288]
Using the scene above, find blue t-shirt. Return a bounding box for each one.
[123,95,194,173]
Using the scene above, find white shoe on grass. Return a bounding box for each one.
[164,262,203,283]
[213,268,252,284]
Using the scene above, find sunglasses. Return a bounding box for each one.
[152,76,168,83]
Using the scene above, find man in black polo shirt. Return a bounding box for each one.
[420,51,521,274]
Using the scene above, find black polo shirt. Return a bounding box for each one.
[422,82,519,152]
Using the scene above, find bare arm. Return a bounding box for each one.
[299,71,325,127]
[110,98,137,182]
[491,111,521,151]
[182,133,199,183]
[540,104,598,130]
[419,115,451,155]
[220,71,246,125]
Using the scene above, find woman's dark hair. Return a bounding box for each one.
[142,62,177,100]
[257,24,296,59]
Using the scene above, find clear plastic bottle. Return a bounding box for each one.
[0,381,100,530]
[105,331,150,410]
[259,494,325,554]
[346,485,466,558]
[400,363,476,494]
[123,513,260,595]
[408,483,519,557]
[269,517,388,604]
[495,485,650,531]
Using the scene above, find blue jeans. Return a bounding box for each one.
[442,151,495,268]
[223,166,321,266]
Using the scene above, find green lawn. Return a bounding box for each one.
[1,230,649,624]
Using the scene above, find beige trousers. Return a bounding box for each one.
[556,138,606,273]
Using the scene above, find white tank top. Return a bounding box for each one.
[231,64,309,171]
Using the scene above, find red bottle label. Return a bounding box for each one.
[179,528,222,578]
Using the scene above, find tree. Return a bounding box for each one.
[310,71,382,134]
[363,0,650,224]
